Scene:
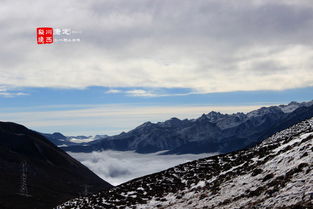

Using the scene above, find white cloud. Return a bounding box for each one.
[0,92,28,97]
[1,0,313,93]
[0,86,28,97]
[105,89,121,94]
[106,88,196,97]
[105,88,159,97]
[125,89,156,97]
[68,150,215,185]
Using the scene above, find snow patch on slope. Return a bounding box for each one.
[57,117,313,209]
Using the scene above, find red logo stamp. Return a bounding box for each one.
[36,27,53,44]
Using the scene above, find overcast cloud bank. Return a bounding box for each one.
[1,0,313,94]
[68,150,215,185]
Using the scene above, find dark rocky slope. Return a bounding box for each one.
[0,122,112,209]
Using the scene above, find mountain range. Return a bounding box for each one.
[2,100,313,208]
[41,133,108,147]
[57,116,313,209]
[46,100,313,155]
[0,122,112,209]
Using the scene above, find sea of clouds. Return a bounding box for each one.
[68,151,216,186]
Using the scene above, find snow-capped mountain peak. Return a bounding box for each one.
[278,100,313,113]
[49,100,313,155]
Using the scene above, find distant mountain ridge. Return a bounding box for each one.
[46,100,313,155]
[42,132,108,147]
[57,115,313,209]
[0,122,112,209]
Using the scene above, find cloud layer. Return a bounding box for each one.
[68,150,214,185]
[1,0,313,93]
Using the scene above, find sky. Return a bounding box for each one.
[1,0,313,135]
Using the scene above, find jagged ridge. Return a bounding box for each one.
[58,100,313,155]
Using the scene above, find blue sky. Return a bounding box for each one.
[0,86,312,135]
[1,86,313,110]
[1,0,313,135]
